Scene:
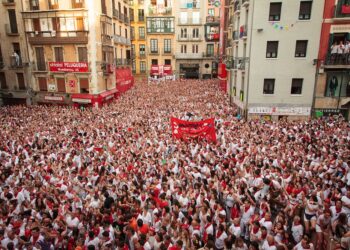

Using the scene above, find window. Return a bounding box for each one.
[266,41,278,58]
[208,9,214,16]
[54,47,64,62]
[78,47,88,62]
[72,0,84,8]
[49,0,59,9]
[139,44,145,55]
[192,44,198,53]
[295,40,308,57]
[269,2,282,21]
[0,72,7,89]
[139,27,145,39]
[38,77,47,91]
[299,1,312,20]
[207,44,214,56]
[132,61,136,72]
[147,17,175,33]
[193,28,199,38]
[181,45,187,53]
[101,0,107,14]
[140,61,146,73]
[192,12,200,24]
[151,59,158,65]
[56,78,66,93]
[80,78,89,93]
[180,12,188,24]
[164,39,171,53]
[131,27,135,39]
[138,9,144,21]
[125,28,128,38]
[17,73,26,90]
[30,0,39,10]
[181,28,187,38]
[263,79,275,94]
[8,10,18,34]
[165,59,171,65]
[150,39,158,53]
[35,47,46,71]
[130,8,134,22]
[291,78,303,95]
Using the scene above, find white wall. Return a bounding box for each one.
[247,0,324,109]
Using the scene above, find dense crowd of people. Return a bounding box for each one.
[0,79,350,250]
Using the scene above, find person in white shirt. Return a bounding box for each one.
[315,209,331,250]
[293,234,314,250]
[331,41,339,64]
[303,195,319,235]
[291,216,304,244]
[215,224,228,250]
[341,188,350,216]
[261,235,277,250]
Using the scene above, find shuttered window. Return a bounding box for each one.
[56,78,66,93]
[38,77,47,91]
[295,40,308,57]
[266,41,279,58]
[299,1,312,20]
[269,3,282,21]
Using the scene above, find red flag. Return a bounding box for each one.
[170,117,216,142]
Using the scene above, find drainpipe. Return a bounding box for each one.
[245,0,255,119]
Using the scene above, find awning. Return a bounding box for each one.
[71,93,94,103]
[100,88,118,99]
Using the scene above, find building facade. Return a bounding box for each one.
[174,0,221,79]
[314,0,350,120]
[144,0,175,75]
[1,0,132,107]
[0,0,31,105]
[129,0,147,76]
[224,0,324,120]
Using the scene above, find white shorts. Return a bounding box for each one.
[316,224,322,233]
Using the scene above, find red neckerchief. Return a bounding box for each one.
[203,223,211,243]
[261,231,267,239]
[252,226,259,234]
[336,207,342,213]
[216,230,223,239]
[244,206,250,213]
[294,221,301,226]
[268,241,275,247]
[32,235,40,244]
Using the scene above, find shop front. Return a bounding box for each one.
[248,106,311,120]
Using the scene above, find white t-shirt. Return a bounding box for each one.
[291,224,303,243]
[341,195,350,215]
[229,224,241,238]
[215,231,228,249]
[241,206,255,223]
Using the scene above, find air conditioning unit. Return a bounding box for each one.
[51,30,56,37]
[34,31,39,35]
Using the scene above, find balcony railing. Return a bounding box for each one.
[5,24,19,35]
[205,33,220,41]
[149,50,159,55]
[233,30,239,40]
[149,6,172,15]
[234,1,240,12]
[2,0,15,6]
[242,0,249,6]
[206,16,220,23]
[177,18,202,25]
[334,1,350,18]
[115,58,132,66]
[139,53,146,59]
[33,62,47,72]
[138,15,145,22]
[131,33,135,40]
[124,16,130,24]
[113,35,131,46]
[324,52,350,67]
[113,9,120,19]
[119,13,125,22]
[240,25,247,38]
[177,35,202,41]
[202,52,218,58]
[26,31,89,45]
[9,55,23,68]
[175,53,202,59]
[72,0,85,8]
[147,28,174,34]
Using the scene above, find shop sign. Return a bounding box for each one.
[248,107,311,116]
[49,62,89,73]
[44,96,64,101]
[72,98,91,104]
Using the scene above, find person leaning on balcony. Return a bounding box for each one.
[331,42,338,64]
[344,41,350,64]
[337,41,345,64]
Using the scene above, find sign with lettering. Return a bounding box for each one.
[49,62,89,73]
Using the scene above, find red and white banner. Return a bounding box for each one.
[49,62,89,73]
[150,65,172,76]
[170,117,216,142]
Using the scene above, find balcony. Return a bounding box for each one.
[324,53,350,68]
[26,31,88,45]
[138,15,145,22]
[206,16,220,23]
[72,0,85,8]
[232,57,247,70]
[124,16,130,24]
[32,62,47,72]
[102,34,113,45]
[242,0,249,7]
[177,18,202,25]
[139,53,146,59]
[9,56,23,69]
[177,35,203,42]
[149,6,172,15]
[2,0,15,6]
[175,53,202,59]
[234,1,240,12]
[205,32,220,41]
[334,1,350,19]
[113,9,120,19]
[5,24,19,36]
[233,31,239,41]
[229,16,234,26]
[202,52,218,58]
[131,33,135,40]
[115,58,132,66]
[147,27,174,34]
[119,13,125,22]
[113,35,131,46]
